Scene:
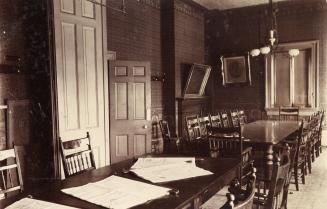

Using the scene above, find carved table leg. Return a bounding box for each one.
[265,145,274,179]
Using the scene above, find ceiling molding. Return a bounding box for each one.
[137,0,160,9]
[207,0,327,20]
[192,0,289,10]
[174,0,205,19]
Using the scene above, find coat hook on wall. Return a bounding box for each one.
[151,72,166,82]
[86,0,127,14]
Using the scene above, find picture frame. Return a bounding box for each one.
[183,63,211,98]
[221,54,252,86]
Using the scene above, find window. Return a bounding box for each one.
[265,40,319,109]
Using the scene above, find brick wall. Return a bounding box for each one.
[0,0,25,65]
[108,0,206,136]
[206,1,327,120]
[107,0,163,109]
[0,0,54,179]
[161,0,206,135]
[0,0,31,149]
[174,0,205,97]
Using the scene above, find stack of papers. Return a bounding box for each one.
[5,198,79,209]
[130,157,213,183]
[61,175,170,209]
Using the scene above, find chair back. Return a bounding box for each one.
[209,113,223,128]
[159,120,180,154]
[264,148,291,209]
[220,167,256,209]
[229,110,240,128]
[207,122,253,186]
[279,106,299,121]
[159,120,171,140]
[207,123,242,159]
[185,115,202,142]
[0,146,23,197]
[220,111,232,128]
[59,132,96,177]
[237,110,248,125]
[198,115,211,136]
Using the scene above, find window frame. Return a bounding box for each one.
[265,40,319,113]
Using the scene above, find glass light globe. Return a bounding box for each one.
[250,49,260,57]
[260,46,271,55]
[289,49,300,57]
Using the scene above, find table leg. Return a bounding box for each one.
[265,145,274,179]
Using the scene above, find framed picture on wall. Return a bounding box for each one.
[221,55,251,86]
[183,63,211,98]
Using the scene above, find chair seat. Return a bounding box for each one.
[201,192,227,209]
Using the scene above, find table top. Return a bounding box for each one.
[241,120,301,145]
[1,157,240,209]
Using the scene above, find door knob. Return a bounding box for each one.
[143,125,148,129]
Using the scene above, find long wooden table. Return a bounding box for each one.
[1,157,240,209]
[242,120,300,177]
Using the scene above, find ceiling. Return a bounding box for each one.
[192,0,292,10]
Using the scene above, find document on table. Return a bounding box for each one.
[5,197,79,209]
[130,157,213,183]
[61,175,171,209]
[131,157,196,169]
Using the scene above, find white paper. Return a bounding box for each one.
[5,198,79,209]
[131,157,195,169]
[61,175,170,209]
[130,157,213,183]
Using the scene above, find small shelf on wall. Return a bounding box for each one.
[0,64,20,73]
[0,105,8,110]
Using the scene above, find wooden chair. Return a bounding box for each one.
[0,146,23,198]
[315,110,324,158]
[304,113,320,173]
[159,120,180,154]
[207,122,253,186]
[151,114,160,154]
[286,120,306,191]
[185,115,207,155]
[254,145,291,209]
[219,166,256,209]
[279,106,299,121]
[59,132,96,177]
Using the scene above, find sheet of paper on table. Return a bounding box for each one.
[5,197,80,209]
[131,157,196,169]
[130,157,213,183]
[61,175,170,209]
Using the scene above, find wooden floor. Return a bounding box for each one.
[202,147,327,209]
[287,147,327,209]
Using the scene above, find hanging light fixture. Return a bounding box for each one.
[250,0,277,57]
[250,0,299,57]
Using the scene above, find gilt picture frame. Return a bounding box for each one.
[221,54,251,86]
[183,63,211,98]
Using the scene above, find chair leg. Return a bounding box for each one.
[312,146,315,162]
[307,154,312,174]
[304,157,308,176]
[316,142,321,157]
[294,166,299,191]
[301,164,305,184]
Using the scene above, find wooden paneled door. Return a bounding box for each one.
[53,0,107,172]
[109,61,151,163]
